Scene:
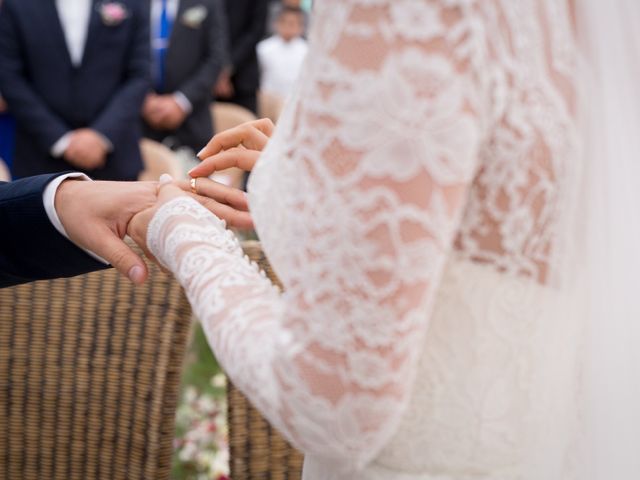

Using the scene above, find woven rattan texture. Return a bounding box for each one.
[0,260,191,480]
[228,242,304,480]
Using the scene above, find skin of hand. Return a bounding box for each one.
[143,94,187,130]
[127,174,253,264]
[189,118,275,179]
[0,96,8,113]
[142,93,163,127]
[157,95,187,130]
[55,176,252,284]
[55,179,158,284]
[214,69,235,99]
[64,129,109,170]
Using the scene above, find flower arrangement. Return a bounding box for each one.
[173,374,230,480]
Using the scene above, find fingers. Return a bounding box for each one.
[175,177,249,211]
[189,148,261,178]
[158,180,253,229]
[196,118,274,159]
[94,227,149,285]
[157,183,190,204]
[126,206,163,265]
[189,194,254,230]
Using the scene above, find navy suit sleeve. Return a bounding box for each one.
[0,174,109,288]
[178,0,227,107]
[0,0,70,152]
[91,1,151,147]
[229,0,268,71]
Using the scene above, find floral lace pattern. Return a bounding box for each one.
[148,1,579,478]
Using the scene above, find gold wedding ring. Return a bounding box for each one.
[190,177,198,194]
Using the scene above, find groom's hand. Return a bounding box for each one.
[55,179,157,284]
[54,174,254,284]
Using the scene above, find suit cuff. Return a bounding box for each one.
[43,173,109,265]
[50,132,73,158]
[174,91,193,114]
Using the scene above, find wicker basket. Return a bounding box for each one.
[0,258,192,480]
[228,242,305,480]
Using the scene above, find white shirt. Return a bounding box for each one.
[55,0,92,67]
[150,0,180,43]
[51,0,112,157]
[43,174,108,264]
[257,36,308,98]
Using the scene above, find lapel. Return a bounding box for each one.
[80,0,103,67]
[43,0,74,69]
[166,0,191,60]
[170,0,191,41]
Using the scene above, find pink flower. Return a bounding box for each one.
[99,2,128,26]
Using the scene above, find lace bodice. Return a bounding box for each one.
[148,1,578,477]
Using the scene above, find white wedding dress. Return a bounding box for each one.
[148,1,585,478]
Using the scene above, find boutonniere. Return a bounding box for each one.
[98,1,129,27]
[181,5,208,29]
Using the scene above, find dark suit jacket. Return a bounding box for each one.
[0,0,150,181]
[0,174,108,288]
[223,0,268,95]
[144,0,227,151]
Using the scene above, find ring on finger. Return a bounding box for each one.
[190,177,198,194]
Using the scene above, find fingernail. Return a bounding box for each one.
[159,173,173,185]
[187,167,197,176]
[196,148,206,159]
[128,265,145,284]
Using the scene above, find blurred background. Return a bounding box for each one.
[0,0,311,478]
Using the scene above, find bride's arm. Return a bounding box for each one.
[147,0,489,472]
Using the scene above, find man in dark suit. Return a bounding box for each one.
[143,0,227,153]
[0,0,150,181]
[215,0,269,114]
[0,173,155,288]
[0,170,251,288]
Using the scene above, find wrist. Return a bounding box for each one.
[54,178,81,225]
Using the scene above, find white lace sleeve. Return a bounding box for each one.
[149,0,489,473]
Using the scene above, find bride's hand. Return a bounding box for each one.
[174,176,253,229]
[128,174,253,264]
[189,118,274,178]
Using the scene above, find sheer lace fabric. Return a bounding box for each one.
[148,1,580,478]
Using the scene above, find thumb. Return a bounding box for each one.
[95,229,149,285]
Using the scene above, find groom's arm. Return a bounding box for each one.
[0,174,110,288]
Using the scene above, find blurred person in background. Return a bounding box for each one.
[142,0,228,154]
[258,6,308,100]
[215,0,269,114]
[267,0,311,37]
[0,0,150,181]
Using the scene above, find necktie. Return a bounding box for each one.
[155,0,173,92]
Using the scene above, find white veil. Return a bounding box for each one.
[576,1,640,477]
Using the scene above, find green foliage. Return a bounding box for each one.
[171,322,228,480]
